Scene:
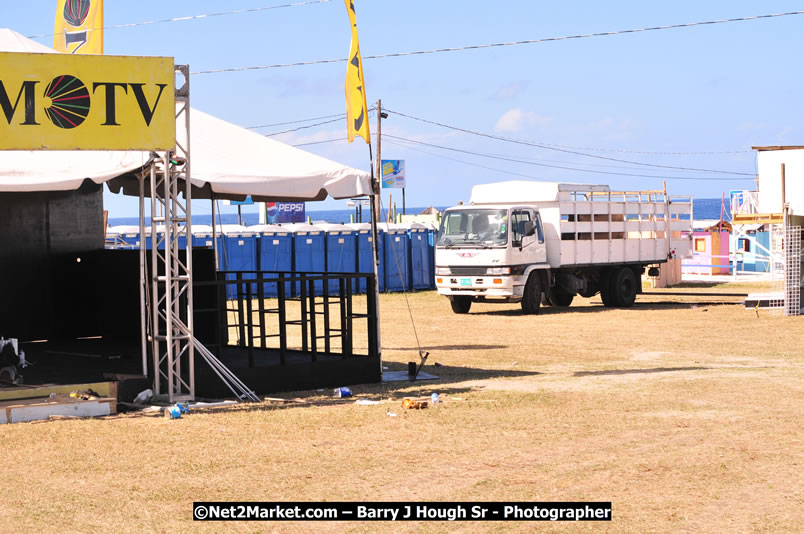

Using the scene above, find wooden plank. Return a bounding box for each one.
[751,146,804,151]
[2,397,116,424]
[732,213,783,224]
[0,381,117,402]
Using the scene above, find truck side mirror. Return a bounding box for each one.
[523,221,535,237]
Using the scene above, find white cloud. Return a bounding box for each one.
[493,81,530,101]
[494,109,551,132]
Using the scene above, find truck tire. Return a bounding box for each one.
[450,296,472,314]
[548,292,574,307]
[599,269,617,307]
[521,273,542,314]
[612,267,637,307]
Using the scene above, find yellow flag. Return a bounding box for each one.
[344,0,370,144]
[54,0,103,55]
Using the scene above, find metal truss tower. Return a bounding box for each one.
[149,65,195,401]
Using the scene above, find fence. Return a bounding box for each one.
[193,270,379,367]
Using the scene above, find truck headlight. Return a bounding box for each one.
[435,267,450,275]
[486,267,510,275]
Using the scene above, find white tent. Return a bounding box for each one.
[1,29,381,395]
[0,29,372,200]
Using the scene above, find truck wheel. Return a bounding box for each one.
[548,292,574,307]
[450,296,472,314]
[612,267,637,307]
[599,270,617,307]
[521,273,542,314]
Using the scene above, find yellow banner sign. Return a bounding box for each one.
[0,52,175,150]
[344,0,370,144]
[54,0,104,55]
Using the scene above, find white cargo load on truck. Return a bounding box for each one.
[470,181,692,268]
[435,181,693,315]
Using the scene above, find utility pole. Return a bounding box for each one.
[375,99,383,223]
[369,99,385,370]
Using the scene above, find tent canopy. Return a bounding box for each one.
[0,29,372,201]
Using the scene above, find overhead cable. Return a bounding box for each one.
[263,116,345,136]
[384,108,755,176]
[192,11,804,74]
[385,135,751,182]
[292,137,347,146]
[513,143,752,156]
[247,112,345,129]
[27,0,330,39]
[383,138,552,181]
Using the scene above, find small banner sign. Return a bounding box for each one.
[266,202,306,224]
[381,159,405,188]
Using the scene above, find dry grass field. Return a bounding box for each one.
[2,286,803,533]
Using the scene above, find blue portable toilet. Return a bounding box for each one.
[287,223,326,296]
[143,226,154,250]
[382,223,410,292]
[218,225,258,299]
[191,225,222,252]
[105,226,121,249]
[427,222,437,289]
[319,223,358,295]
[111,225,141,249]
[174,225,195,251]
[252,224,293,297]
[408,222,432,290]
[143,225,170,250]
[348,223,384,293]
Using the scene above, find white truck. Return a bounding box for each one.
[435,181,692,314]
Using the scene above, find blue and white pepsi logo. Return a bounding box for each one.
[278,202,304,213]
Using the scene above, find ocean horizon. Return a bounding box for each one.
[108,198,732,227]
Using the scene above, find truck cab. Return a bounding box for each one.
[435,205,548,313]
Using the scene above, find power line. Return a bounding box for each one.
[263,116,345,136]
[385,135,751,182]
[27,0,330,39]
[192,10,804,74]
[247,112,345,129]
[462,147,739,172]
[260,108,375,135]
[292,137,347,147]
[515,143,752,156]
[383,138,553,181]
[384,108,755,176]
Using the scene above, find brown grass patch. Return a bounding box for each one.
[2,287,802,532]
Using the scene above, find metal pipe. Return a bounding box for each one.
[139,173,148,376]
[211,195,219,271]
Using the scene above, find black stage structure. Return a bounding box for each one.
[1,55,381,404]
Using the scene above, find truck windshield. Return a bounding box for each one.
[437,209,508,247]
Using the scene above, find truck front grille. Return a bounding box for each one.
[448,266,488,276]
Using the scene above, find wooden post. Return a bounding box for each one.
[369,99,383,370]
[782,163,788,227]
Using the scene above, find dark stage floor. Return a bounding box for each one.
[9,338,380,401]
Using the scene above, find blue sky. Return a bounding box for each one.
[4,1,804,217]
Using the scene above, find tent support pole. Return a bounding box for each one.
[139,172,148,377]
[211,194,219,271]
